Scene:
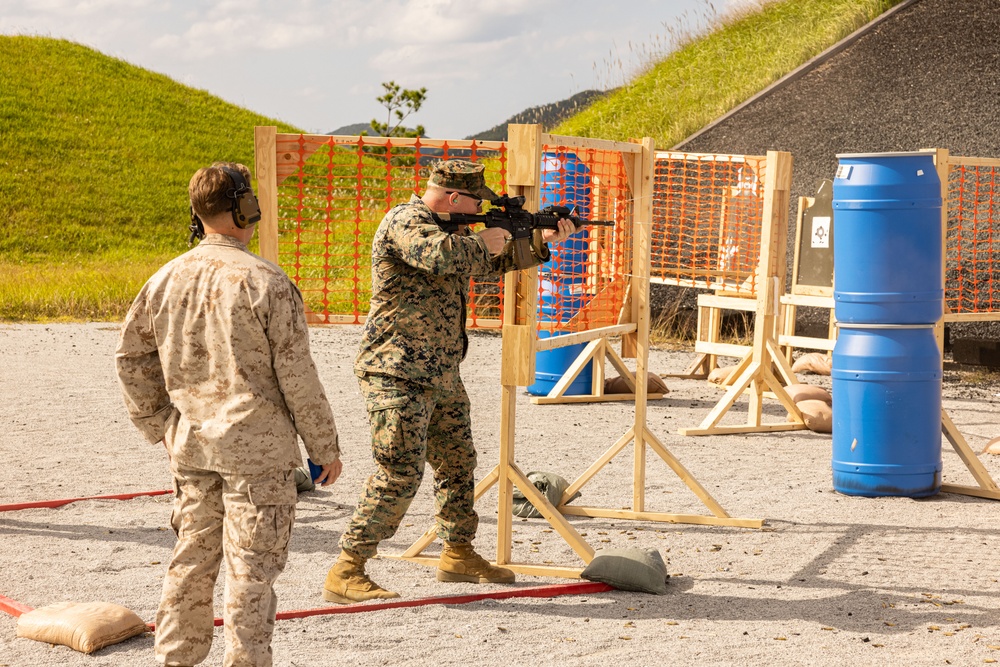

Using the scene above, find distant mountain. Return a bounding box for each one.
[466,89,611,141]
[329,89,610,142]
[328,121,375,135]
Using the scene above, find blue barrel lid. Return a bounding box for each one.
[835,150,938,159]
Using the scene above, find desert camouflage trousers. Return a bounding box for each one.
[340,373,479,559]
[154,464,297,667]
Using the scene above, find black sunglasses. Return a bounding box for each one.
[445,190,483,203]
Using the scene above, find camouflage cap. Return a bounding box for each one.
[427,159,498,201]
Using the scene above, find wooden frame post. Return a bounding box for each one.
[254,126,279,265]
[679,151,806,436]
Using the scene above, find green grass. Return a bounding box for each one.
[556,0,902,147]
[0,36,299,320]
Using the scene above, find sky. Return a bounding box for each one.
[1,0,750,139]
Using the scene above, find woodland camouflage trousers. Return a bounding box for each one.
[340,373,479,559]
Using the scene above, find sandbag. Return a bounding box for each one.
[604,372,669,395]
[783,383,832,405]
[16,601,147,654]
[792,399,833,433]
[707,365,739,385]
[581,548,669,594]
[791,352,832,376]
[294,467,315,493]
[512,471,580,518]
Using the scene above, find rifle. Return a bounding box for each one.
[432,194,615,269]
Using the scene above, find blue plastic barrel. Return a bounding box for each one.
[831,325,942,497]
[527,279,593,396]
[832,152,943,324]
[528,152,594,396]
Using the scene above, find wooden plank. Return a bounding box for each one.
[545,339,601,398]
[604,344,636,387]
[942,409,1000,491]
[777,334,837,351]
[591,338,606,396]
[643,427,732,518]
[780,294,835,308]
[790,196,808,289]
[948,156,1000,168]
[698,294,758,311]
[683,360,756,432]
[254,126,280,265]
[386,556,586,579]
[942,312,1000,322]
[679,422,807,436]
[541,133,644,155]
[631,137,657,513]
[935,148,949,355]
[509,465,595,563]
[530,393,666,405]
[493,124,542,566]
[790,284,834,297]
[533,324,636,351]
[938,484,1000,500]
[507,124,541,187]
[501,324,535,387]
[694,341,751,358]
[558,506,764,529]
[655,151,763,163]
[276,132,505,151]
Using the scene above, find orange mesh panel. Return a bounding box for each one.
[273,134,507,327]
[947,161,1000,315]
[536,144,632,334]
[650,152,766,296]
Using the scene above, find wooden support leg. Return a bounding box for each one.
[939,409,1000,500]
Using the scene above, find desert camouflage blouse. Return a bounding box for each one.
[115,234,340,475]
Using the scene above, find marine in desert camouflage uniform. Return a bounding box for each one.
[116,162,343,667]
[323,159,574,603]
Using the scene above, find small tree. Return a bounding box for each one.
[368,80,427,138]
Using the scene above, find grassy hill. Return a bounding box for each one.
[0,36,299,319]
[2,0,902,321]
[556,0,902,147]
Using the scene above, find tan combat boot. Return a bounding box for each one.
[322,550,400,604]
[436,542,516,584]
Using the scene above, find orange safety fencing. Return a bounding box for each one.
[946,157,1000,319]
[536,141,633,334]
[270,133,507,327]
[650,152,767,297]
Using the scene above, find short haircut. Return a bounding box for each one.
[189,162,251,219]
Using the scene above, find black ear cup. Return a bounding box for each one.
[188,206,205,246]
[220,166,262,229]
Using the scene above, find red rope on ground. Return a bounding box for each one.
[146,581,614,630]
[0,490,172,512]
[0,593,33,618]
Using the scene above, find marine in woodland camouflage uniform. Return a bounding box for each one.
[116,162,341,667]
[340,160,555,559]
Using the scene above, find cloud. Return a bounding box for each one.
[369,33,522,82]
[360,0,553,44]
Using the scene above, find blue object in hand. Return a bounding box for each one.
[307,459,323,481]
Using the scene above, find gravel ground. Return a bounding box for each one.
[2,322,1000,666]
